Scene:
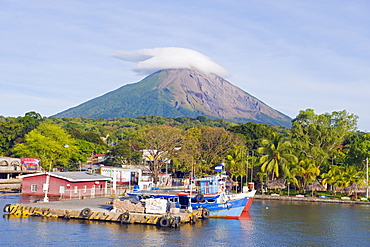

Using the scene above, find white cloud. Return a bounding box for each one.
[113,47,230,77]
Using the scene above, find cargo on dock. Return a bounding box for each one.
[2,197,208,228]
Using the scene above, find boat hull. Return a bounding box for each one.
[243,197,254,212]
[190,193,254,219]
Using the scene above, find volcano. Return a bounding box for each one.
[54,69,291,127]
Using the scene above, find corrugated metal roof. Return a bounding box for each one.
[21,172,112,182]
[52,172,111,181]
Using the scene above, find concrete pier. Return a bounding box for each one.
[3,197,208,228]
[0,179,21,192]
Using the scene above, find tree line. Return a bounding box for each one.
[1,109,369,191]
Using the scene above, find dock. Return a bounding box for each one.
[0,178,21,192]
[3,197,208,228]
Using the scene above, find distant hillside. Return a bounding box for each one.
[54,69,291,127]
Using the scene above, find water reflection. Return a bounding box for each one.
[240,211,252,220]
[2,195,370,246]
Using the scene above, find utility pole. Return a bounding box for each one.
[246,152,249,184]
[250,151,254,183]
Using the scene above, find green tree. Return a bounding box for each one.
[345,133,370,169]
[321,165,343,193]
[0,118,23,155]
[0,112,44,156]
[196,127,244,175]
[257,133,298,180]
[135,125,184,184]
[106,138,142,166]
[291,109,358,171]
[228,122,275,150]
[225,145,248,189]
[176,127,244,177]
[284,173,299,195]
[18,111,44,137]
[343,166,365,186]
[291,158,320,191]
[320,165,362,194]
[342,165,365,198]
[70,139,108,169]
[12,123,78,170]
[172,127,201,174]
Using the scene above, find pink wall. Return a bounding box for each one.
[22,174,107,197]
[22,174,47,195]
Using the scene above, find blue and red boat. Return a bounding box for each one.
[128,175,256,219]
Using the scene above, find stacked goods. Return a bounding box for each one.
[145,198,168,214]
[112,198,145,213]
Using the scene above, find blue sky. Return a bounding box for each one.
[1,0,369,130]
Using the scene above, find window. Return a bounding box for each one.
[74,186,78,193]
[59,186,65,194]
[31,184,37,192]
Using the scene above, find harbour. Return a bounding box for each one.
[2,175,254,228]
[2,194,370,246]
[1,1,369,246]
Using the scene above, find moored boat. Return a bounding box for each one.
[128,175,256,219]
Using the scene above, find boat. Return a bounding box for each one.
[128,175,256,219]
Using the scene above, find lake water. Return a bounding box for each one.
[1,194,370,246]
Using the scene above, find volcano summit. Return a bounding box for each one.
[54,67,291,127]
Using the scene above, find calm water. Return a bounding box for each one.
[1,194,370,246]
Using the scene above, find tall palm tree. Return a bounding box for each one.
[292,158,320,192]
[343,166,365,186]
[321,165,340,192]
[321,165,348,195]
[257,133,297,180]
[342,166,365,199]
[226,146,248,191]
[284,173,299,196]
[257,171,268,194]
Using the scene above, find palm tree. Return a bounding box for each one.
[284,173,299,196]
[343,166,365,185]
[322,165,340,192]
[257,133,298,180]
[292,158,320,192]
[257,171,268,194]
[321,165,347,195]
[225,146,248,191]
[342,166,365,199]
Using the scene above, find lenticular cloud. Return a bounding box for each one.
[113,47,229,77]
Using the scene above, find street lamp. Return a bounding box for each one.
[43,144,69,202]
[43,160,52,202]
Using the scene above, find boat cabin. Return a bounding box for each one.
[193,176,220,195]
